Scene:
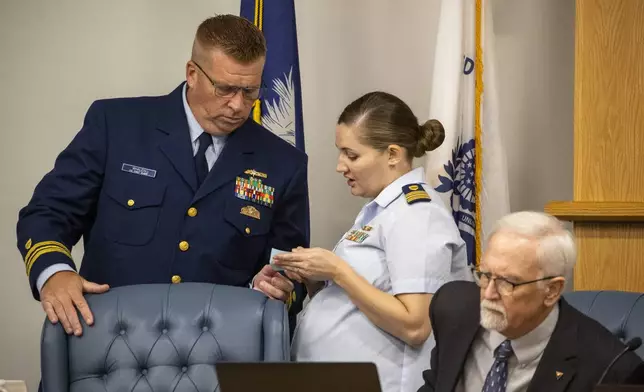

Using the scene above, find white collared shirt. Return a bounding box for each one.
[292,167,469,392]
[456,304,560,392]
[181,83,227,168]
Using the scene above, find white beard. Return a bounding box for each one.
[480,299,508,332]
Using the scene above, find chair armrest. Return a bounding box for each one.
[40,319,69,392]
[262,299,290,361]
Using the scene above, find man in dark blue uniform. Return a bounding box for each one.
[16,14,309,337]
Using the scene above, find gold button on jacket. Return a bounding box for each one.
[179,241,189,251]
[171,275,181,284]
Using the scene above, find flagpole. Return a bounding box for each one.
[252,0,264,125]
[474,0,484,266]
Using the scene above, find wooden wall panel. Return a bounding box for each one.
[550,0,644,291]
[574,224,644,291]
[574,0,644,202]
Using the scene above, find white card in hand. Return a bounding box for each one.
[270,248,288,271]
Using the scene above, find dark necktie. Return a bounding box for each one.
[195,132,213,188]
[482,339,514,392]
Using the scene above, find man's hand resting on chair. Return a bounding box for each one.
[40,271,109,336]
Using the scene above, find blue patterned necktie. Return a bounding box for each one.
[195,132,212,188]
[483,340,514,392]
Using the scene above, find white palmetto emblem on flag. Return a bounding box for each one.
[261,66,296,146]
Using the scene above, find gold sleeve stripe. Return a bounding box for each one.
[24,241,73,276]
[26,244,72,266]
[25,243,72,268]
[24,240,71,264]
[25,242,72,268]
[26,245,72,276]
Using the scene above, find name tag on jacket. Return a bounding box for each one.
[121,163,157,178]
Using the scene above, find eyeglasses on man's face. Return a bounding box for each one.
[472,268,559,296]
[191,60,264,101]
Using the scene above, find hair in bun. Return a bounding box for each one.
[337,91,444,160]
[413,119,445,157]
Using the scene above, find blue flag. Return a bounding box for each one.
[240,0,307,335]
[240,0,305,151]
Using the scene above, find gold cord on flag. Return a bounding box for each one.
[252,0,264,125]
[474,0,483,266]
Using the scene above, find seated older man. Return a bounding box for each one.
[418,211,644,392]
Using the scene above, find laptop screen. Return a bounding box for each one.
[216,362,383,392]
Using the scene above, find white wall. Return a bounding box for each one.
[0,2,238,390]
[296,0,442,248]
[493,0,575,212]
[0,1,574,390]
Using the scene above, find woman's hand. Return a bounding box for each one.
[273,247,347,282]
[277,248,433,346]
[284,269,325,298]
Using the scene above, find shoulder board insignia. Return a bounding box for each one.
[402,183,431,204]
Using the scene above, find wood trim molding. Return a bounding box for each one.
[545,201,644,222]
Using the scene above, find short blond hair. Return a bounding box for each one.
[192,14,266,64]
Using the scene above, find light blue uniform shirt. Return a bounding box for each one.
[36,83,226,292]
[291,167,469,392]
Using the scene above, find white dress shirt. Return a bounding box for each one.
[456,304,560,392]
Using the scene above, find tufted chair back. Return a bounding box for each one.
[40,283,289,392]
[563,290,644,359]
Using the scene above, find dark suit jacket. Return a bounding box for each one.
[418,281,644,392]
[17,82,310,300]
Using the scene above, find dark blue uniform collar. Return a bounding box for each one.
[156,82,257,153]
[155,82,259,193]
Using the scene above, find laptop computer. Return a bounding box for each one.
[216,362,383,392]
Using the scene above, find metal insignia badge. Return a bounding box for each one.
[240,205,261,220]
[235,176,275,208]
[244,169,267,179]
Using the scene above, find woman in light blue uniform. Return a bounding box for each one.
[273,92,469,392]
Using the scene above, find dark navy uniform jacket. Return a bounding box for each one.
[16,83,310,306]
